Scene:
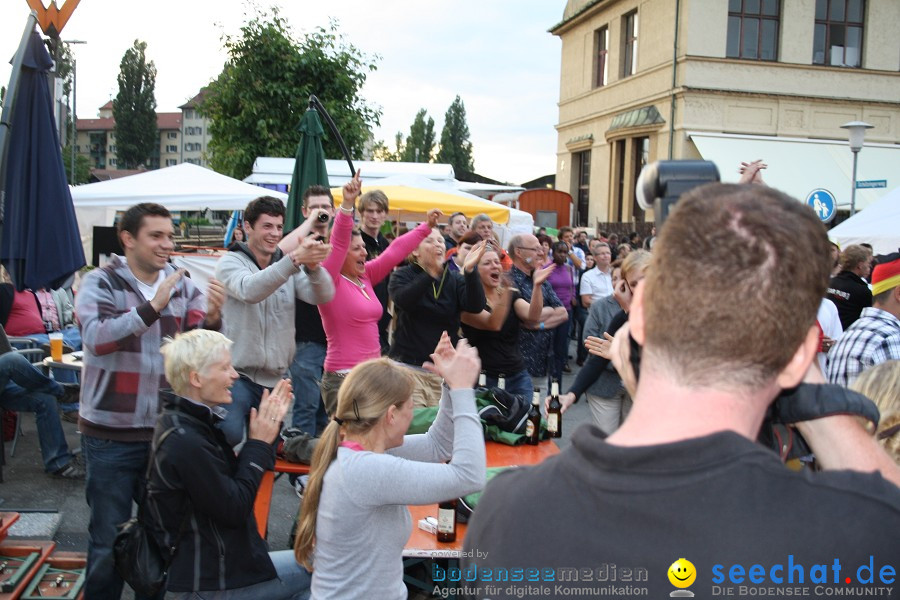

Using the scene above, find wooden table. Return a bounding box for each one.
[254,458,310,538]
[403,440,559,558]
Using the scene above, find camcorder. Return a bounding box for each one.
[635,159,720,229]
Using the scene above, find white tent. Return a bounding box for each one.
[828,186,900,256]
[70,163,286,260]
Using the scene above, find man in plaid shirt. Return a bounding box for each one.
[827,255,900,387]
[76,203,224,600]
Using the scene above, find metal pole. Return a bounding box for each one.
[849,148,859,217]
[70,57,76,183]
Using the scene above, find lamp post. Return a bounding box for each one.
[64,40,86,184]
[840,120,873,217]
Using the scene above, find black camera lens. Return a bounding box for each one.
[316,212,330,223]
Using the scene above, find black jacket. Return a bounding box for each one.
[147,391,276,593]
[827,270,872,330]
[388,263,485,366]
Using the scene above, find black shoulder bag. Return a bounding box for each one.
[113,426,190,597]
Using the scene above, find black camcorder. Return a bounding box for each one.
[636,160,720,228]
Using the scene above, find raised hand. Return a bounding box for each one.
[426,208,444,229]
[291,236,332,269]
[249,379,293,443]
[425,336,481,390]
[463,240,488,273]
[150,269,186,313]
[342,170,362,207]
[532,263,556,286]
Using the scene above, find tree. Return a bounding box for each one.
[402,109,435,163]
[113,40,157,169]
[436,96,474,174]
[202,9,381,179]
[373,131,404,162]
[61,146,91,184]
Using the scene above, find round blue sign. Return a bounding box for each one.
[806,189,836,223]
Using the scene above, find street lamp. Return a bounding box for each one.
[63,39,86,184]
[840,120,873,217]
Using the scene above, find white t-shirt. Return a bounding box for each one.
[123,258,166,301]
[817,298,843,374]
[580,268,613,304]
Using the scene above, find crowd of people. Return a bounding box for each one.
[7,166,899,599]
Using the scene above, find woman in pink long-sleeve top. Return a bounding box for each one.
[317,173,442,414]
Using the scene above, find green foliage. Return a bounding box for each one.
[202,8,381,179]
[402,108,435,163]
[61,145,91,185]
[436,96,474,174]
[373,131,404,162]
[113,40,157,169]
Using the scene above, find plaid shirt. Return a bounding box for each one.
[826,306,900,387]
[76,255,211,440]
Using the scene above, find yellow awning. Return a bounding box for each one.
[331,184,510,224]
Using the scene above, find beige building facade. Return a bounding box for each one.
[551,0,900,228]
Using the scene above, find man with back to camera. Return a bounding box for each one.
[76,202,225,600]
[827,244,873,330]
[444,211,469,250]
[215,195,334,447]
[463,184,899,599]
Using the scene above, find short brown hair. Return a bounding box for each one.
[357,189,388,213]
[302,185,333,207]
[642,184,830,389]
[839,244,872,271]
[118,203,171,238]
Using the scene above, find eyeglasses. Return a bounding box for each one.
[518,246,541,252]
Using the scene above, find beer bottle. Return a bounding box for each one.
[548,380,562,438]
[437,499,457,543]
[497,374,506,390]
[525,391,541,445]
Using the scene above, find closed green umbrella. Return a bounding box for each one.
[285,105,330,232]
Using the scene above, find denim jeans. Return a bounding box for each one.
[484,370,533,402]
[82,435,161,600]
[219,376,269,448]
[287,341,328,436]
[0,352,70,472]
[551,310,572,382]
[168,550,310,599]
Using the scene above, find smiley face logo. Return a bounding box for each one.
[668,558,697,588]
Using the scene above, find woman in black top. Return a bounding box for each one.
[388,229,487,406]
[461,247,553,399]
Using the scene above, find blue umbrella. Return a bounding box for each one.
[0,26,85,290]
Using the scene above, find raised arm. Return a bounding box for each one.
[215,252,299,305]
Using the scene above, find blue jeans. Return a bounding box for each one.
[0,352,70,472]
[551,310,572,382]
[82,435,161,600]
[287,341,328,436]
[484,370,533,401]
[219,376,269,447]
[168,550,311,599]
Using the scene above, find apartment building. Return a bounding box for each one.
[75,87,212,172]
[551,0,900,227]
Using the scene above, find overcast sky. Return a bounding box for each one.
[1,1,564,184]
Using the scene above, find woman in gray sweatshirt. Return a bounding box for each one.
[294,333,486,599]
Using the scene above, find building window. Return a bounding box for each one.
[813,0,864,67]
[166,159,178,166]
[575,150,591,227]
[622,10,638,77]
[726,0,780,61]
[594,26,609,87]
[196,127,202,135]
[109,145,116,153]
[166,145,178,153]
[184,109,193,119]
[167,132,177,139]
[632,137,649,223]
[108,158,116,166]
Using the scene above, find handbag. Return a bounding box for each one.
[113,426,189,596]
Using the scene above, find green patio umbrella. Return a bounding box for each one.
[285,103,330,232]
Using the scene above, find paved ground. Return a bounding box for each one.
[0,345,592,597]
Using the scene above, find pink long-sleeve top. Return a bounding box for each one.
[319,210,432,371]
